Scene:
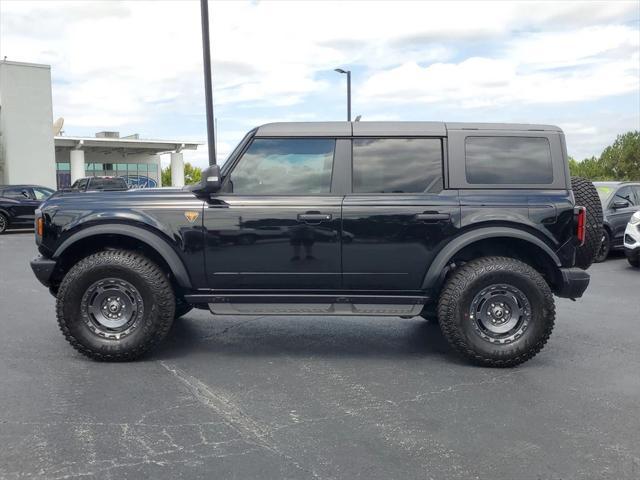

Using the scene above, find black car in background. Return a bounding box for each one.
[0,185,55,234]
[65,176,129,192]
[593,181,640,262]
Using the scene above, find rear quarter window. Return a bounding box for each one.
[465,136,553,184]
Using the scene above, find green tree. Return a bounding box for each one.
[598,131,639,180]
[568,131,639,181]
[161,162,202,186]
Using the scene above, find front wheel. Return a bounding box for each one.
[594,229,610,263]
[0,213,8,234]
[437,257,555,367]
[56,250,175,361]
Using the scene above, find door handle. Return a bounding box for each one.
[298,213,332,222]
[415,212,451,222]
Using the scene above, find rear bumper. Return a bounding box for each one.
[555,268,590,299]
[30,256,56,287]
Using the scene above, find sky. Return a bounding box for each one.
[1,0,638,169]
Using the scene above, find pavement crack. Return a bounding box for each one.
[159,360,325,479]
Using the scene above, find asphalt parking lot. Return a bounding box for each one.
[1,231,639,480]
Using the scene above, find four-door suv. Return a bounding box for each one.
[0,184,55,234]
[30,122,598,367]
[593,182,640,262]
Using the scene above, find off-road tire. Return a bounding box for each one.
[571,176,603,269]
[438,256,555,368]
[56,250,175,361]
[174,297,193,319]
[594,228,610,263]
[0,213,8,234]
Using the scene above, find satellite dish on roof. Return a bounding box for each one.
[52,117,64,136]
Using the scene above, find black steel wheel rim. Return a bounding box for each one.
[469,283,531,344]
[596,234,609,260]
[81,278,144,339]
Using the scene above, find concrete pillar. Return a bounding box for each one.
[70,149,85,183]
[170,151,185,187]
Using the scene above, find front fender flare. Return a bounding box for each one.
[422,227,562,290]
[53,224,192,289]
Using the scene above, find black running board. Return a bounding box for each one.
[183,294,428,316]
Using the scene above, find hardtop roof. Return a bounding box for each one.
[254,121,563,137]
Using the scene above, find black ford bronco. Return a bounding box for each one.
[30,122,602,367]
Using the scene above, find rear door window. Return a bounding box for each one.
[352,138,443,193]
[465,137,553,184]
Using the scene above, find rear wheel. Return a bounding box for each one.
[571,177,603,269]
[594,229,610,263]
[438,256,555,367]
[56,250,175,361]
[0,213,8,234]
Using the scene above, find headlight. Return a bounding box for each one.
[631,211,640,225]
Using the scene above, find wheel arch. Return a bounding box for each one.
[422,227,562,291]
[53,224,192,289]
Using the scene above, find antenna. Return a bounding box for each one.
[52,117,64,136]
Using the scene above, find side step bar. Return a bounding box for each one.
[183,294,428,316]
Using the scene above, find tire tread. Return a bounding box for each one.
[56,250,174,361]
[437,256,555,368]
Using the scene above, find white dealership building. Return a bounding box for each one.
[0,60,199,189]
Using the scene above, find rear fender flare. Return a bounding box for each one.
[53,224,192,288]
[422,227,562,289]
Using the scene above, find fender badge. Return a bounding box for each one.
[184,211,199,223]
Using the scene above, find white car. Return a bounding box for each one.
[624,211,640,267]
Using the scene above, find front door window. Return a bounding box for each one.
[228,138,335,195]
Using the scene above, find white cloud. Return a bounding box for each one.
[0,0,638,160]
[360,25,639,107]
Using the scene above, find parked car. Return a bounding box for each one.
[0,184,55,234]
[624,211,640,268]
[30,122,601,367]
[593,181,640,262]
[63,176,129,192]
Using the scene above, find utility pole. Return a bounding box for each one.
[334,68,351,121]
[200,0,216,165]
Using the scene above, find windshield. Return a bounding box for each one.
[595,185,615,204]
[90,178,128,190]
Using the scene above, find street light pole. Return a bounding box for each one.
[334,68,351,121]
[200,0,216,165]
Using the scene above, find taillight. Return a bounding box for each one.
[576,207,586,246]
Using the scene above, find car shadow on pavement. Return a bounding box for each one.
[155,315,461,363]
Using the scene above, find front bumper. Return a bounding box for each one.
[555,268,590,299]
[625,246,640,263]
[30,256,56,287]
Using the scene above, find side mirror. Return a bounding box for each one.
[612,200,630,209]
[193,164,221,195]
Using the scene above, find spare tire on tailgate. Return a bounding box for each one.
[571,176,603,270]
